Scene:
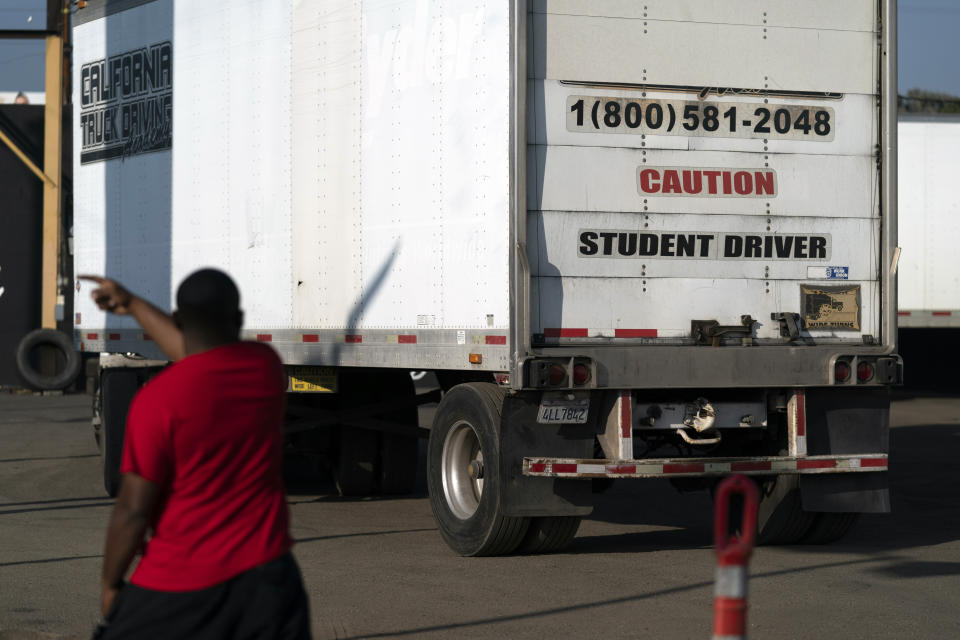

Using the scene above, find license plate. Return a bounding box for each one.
[537,398,590,424]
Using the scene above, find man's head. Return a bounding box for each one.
[173,269,243,349]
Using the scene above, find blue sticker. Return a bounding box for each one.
[825,266,849,280]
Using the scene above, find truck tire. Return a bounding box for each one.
[428,383,529,556]
[100,369,139,497]
[335,427,377,496]
[802,512,860,545]
[756,474,815,545]
[15,328,82,391]
[517,517,581,554]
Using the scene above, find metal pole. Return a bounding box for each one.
[508,0,529,390]
[42,29,64,330]
[881,0,899,351]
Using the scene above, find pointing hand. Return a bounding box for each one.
[78,275,134,315]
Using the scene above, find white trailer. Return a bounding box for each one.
[897,115,960,328]
[73,0,901,555]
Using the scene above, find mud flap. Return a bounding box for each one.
[499,391,595,518]
[799,388,891,513]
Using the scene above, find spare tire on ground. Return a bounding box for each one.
[15,328,81,391]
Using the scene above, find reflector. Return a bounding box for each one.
[835,361,851,383]
[548,364,566,386]
[573,364,590,385]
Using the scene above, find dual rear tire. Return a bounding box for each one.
[427,382,579,556]
[757,474,860,545]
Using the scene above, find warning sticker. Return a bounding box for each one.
[801,284,861,331]
[287,366,338,393]
[807,266,849,280]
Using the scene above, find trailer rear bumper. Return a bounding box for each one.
[523,453,887,479]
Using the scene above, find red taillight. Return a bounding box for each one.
[857,361,874,382]
[573,363,590,385]
[548,364,566,386]
[835,361,851,383]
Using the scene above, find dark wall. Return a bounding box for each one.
[898,328,960,392]
[0,105,45,386]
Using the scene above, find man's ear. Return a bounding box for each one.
[172,310,184,330]
[235,310,244,331]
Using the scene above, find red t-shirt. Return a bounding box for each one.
[120,341,292,591]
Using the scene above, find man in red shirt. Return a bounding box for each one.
[81,269,311,639]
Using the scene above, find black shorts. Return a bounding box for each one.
[96,552,311,640]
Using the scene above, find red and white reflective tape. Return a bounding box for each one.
[900,310,953,316]
[523,454,887,478]
[898,309,960,327]
[543,328,660,338]
[77,328,510,348]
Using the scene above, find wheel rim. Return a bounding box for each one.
[441,420,484,520]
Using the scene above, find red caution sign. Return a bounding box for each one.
[638,167,777,198]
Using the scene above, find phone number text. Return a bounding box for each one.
[566,96,835,142]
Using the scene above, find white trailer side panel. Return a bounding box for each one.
[72,0,175,333]
[897,117,960,327]
[291,1,364,329]
[170,0,294,328]
[348,0,510,330]
[290,0,511,332]
[73,0,512,367]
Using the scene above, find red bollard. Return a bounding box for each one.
[713,475,760,640]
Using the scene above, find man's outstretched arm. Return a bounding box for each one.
[78,275,185,361]
[100,472,160,617]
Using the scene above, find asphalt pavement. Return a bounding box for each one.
[1,389,959,639]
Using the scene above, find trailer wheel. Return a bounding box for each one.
[756,474,815,545]
[802,512,860,545]
[517,517,581,554]
[99,369,139,497]
[428,383,529,556]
